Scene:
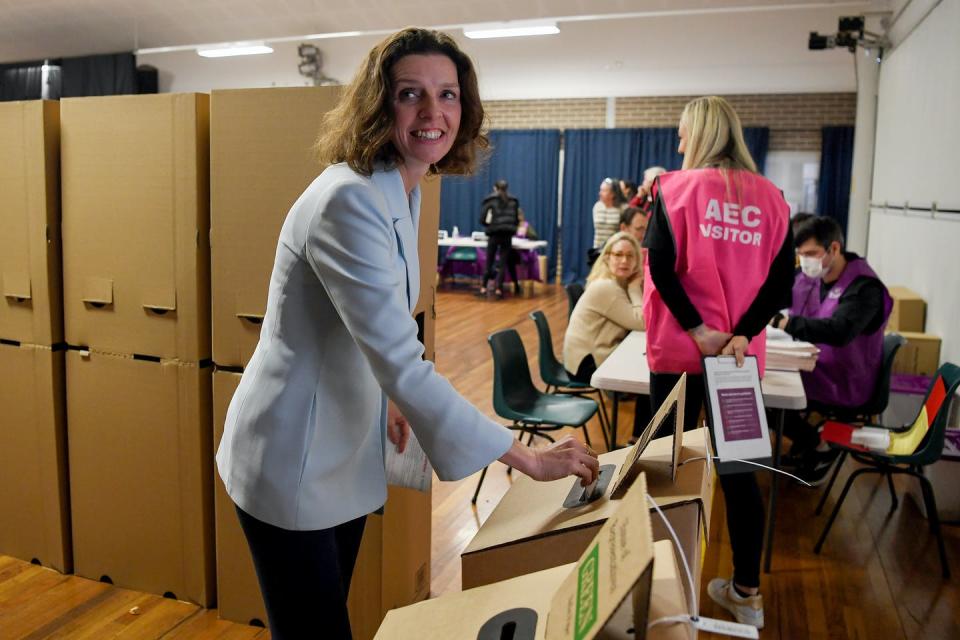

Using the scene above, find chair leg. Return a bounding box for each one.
[917,472,951,579]
[471,466,488,504]
[581,423,592,447]
[815,450,848,516]
[886,472,898,514]
[814,467,872,554]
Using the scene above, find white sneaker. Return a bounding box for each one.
[707,577,764,629]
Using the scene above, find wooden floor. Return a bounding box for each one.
[2,282,958,638]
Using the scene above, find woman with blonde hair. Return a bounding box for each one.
[216,27,598,639]
[643,95,795,629]
[563,231,645,385]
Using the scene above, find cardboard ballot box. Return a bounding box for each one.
[0,100,63,346]
[462,427,713,605]
[377,476,669,640]
[892,331,941,376]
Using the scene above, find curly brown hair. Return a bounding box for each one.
[316,27,488,176]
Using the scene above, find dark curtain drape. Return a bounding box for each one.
[61,52,137,97]
[0,64,43,101]
[817,126,855,234]
[559,126,770,284]
[559,129,642,284]
[743,127,770,174]
[440,129,561,272]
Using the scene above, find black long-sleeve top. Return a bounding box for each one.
[643,190,795,340]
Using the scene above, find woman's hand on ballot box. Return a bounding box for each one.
[499,435,600,486]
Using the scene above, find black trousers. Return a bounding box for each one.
[649,372,764,589]
[236,506,367,639]
[482,232,518,291]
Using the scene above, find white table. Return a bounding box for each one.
[591,331,806,410]
[590,330,807,573]
[438,236,547,251]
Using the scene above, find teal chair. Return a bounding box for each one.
[471,329,599,504]
[529,310,612,450]
[565,283,584,319]
[813,362,960,578]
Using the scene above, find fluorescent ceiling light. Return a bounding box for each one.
[463,21,559,39]
[197,43,273,58]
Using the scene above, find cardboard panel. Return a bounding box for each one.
[212,370,266,626]
[61,93,210,360]
[208,87,340,368]
[893,331,942,376]
[462,429,714,594]
[0,342,70,572]
[0,101,63,345]
[67,350,214,605]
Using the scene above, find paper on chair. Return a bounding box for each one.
[385,430,433,492]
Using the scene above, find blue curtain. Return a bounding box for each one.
[743,127,770,174]
[559,126,770,284]
[440,129,561,271]
[817,126,855,234]
[559,129,643,285]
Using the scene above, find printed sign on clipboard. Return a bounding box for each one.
[702,355,772,474]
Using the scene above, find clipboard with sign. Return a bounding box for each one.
[702,355,772,474]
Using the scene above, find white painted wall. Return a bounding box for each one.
[138,8,857,99]
[867,0,960,366]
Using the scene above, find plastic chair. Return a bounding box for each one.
[471,329,599,504]
[808,333,907,423]
[529,310,612,450]
[564,283,584,319]
[813,362,960,578]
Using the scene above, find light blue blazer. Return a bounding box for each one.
[216,163,514,530]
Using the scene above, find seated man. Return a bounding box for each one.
[619,206,648,244]
[773,216,892,483]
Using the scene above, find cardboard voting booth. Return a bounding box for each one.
[462,404,713,605]
[378,475,691,640]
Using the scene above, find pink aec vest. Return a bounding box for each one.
[643,168,790,375]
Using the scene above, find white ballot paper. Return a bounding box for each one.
[385,429,433,492]
[703,355,772,473]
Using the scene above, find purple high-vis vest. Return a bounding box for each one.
[790,256,892,408]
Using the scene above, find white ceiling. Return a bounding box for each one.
[1,0,893,99]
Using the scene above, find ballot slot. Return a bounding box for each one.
[562,464,616,508]
[476,608,538,640]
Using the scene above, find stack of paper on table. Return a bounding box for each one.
[765,328,820,371]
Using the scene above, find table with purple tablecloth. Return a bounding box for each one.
[437,237,547,283]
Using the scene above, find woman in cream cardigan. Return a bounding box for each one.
[563,230,645,384]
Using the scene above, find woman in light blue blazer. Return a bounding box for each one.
[216,28,599,639]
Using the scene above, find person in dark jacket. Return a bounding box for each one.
[479,179,521,297]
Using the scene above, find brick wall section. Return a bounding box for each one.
[484,92,857,152]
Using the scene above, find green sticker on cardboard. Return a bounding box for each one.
[574,543,599,640]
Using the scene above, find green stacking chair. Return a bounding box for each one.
[814,362,960,578]
[471,329,599,504]
[564,283,584,319]
[529,310,612,450]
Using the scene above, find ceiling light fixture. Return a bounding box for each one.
[463,21,559,39]
[197,42,274,58]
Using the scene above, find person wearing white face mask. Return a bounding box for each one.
[772,215,892,484]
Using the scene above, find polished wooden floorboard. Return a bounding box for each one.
[2,283,957,638]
